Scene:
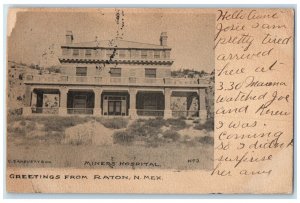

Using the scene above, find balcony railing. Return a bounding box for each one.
[67,108,94,115]
[59,56,174,63]
[172,110,199,118]
[25,75,210,87]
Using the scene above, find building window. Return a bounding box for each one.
[154,50,160,59]
[85,49,92,57]
[110,68,121,77]
[145,68,156,78]
[73,49,79,56]
[160,51,170,59]
[94,49,99,56]
[130,49,138,58]
[148,50,154,59]
[76,67,87,76]
[62,48,69,55]
[141,50,148,59]
[165,50,170,59]
[119,50,126,58]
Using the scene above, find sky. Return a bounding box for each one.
[7,8,215,72]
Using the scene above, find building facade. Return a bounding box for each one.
[23,31,211,120]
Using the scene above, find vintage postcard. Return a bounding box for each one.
[6,8,294,194]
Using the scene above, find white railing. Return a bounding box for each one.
[102,112,127,116]
[59,56,173,62]
[171,110,199,118]
[68,76,88,83]
[169,78,205,85]
[25,75,210,87]
[109,77,129,85]
[67,108,94,115]
[26,75,67,83]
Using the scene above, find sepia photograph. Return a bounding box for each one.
[7,8,215,171]
[5,6,295,194]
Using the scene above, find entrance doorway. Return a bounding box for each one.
[102,93,128,116]
[108,100,122,115]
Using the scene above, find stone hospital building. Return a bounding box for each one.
[23,31,211,120]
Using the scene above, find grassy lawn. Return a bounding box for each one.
[7,115,214,170]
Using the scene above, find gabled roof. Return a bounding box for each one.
[61,39,171,50]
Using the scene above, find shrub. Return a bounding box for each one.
[7,115,25,127]
[113,130,134,145]
[194,124,204,130]
[166,118,187,130]
[162,130,180,141]
[42,118,69,132]
[99,117,128,129]
[26,121,36,131]
[20,120,26,126]
[11,127,26,136]
[41,131,64,145]
[127,120,146,136]
[128,120,161,138]
[145,135,164,148]
[194,136,214,145]
[179,116,187,120]
[46,66,62,73]
[41,116,91,132]
[144,117,166,128]
[148,127,162,137]
[8,108,22,116]
[7,126,14,133]
[194,118,214,131]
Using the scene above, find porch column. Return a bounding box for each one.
[198,88,207,122]
[59,87,68,116]
[23,85,32,115]
[164,88,172,119]
[129,88,137,119]
[94,87,102,116]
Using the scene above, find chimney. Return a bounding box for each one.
[160,32,168,46]
[66,31,73,44]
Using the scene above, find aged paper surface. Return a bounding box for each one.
[6,8,294,194]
